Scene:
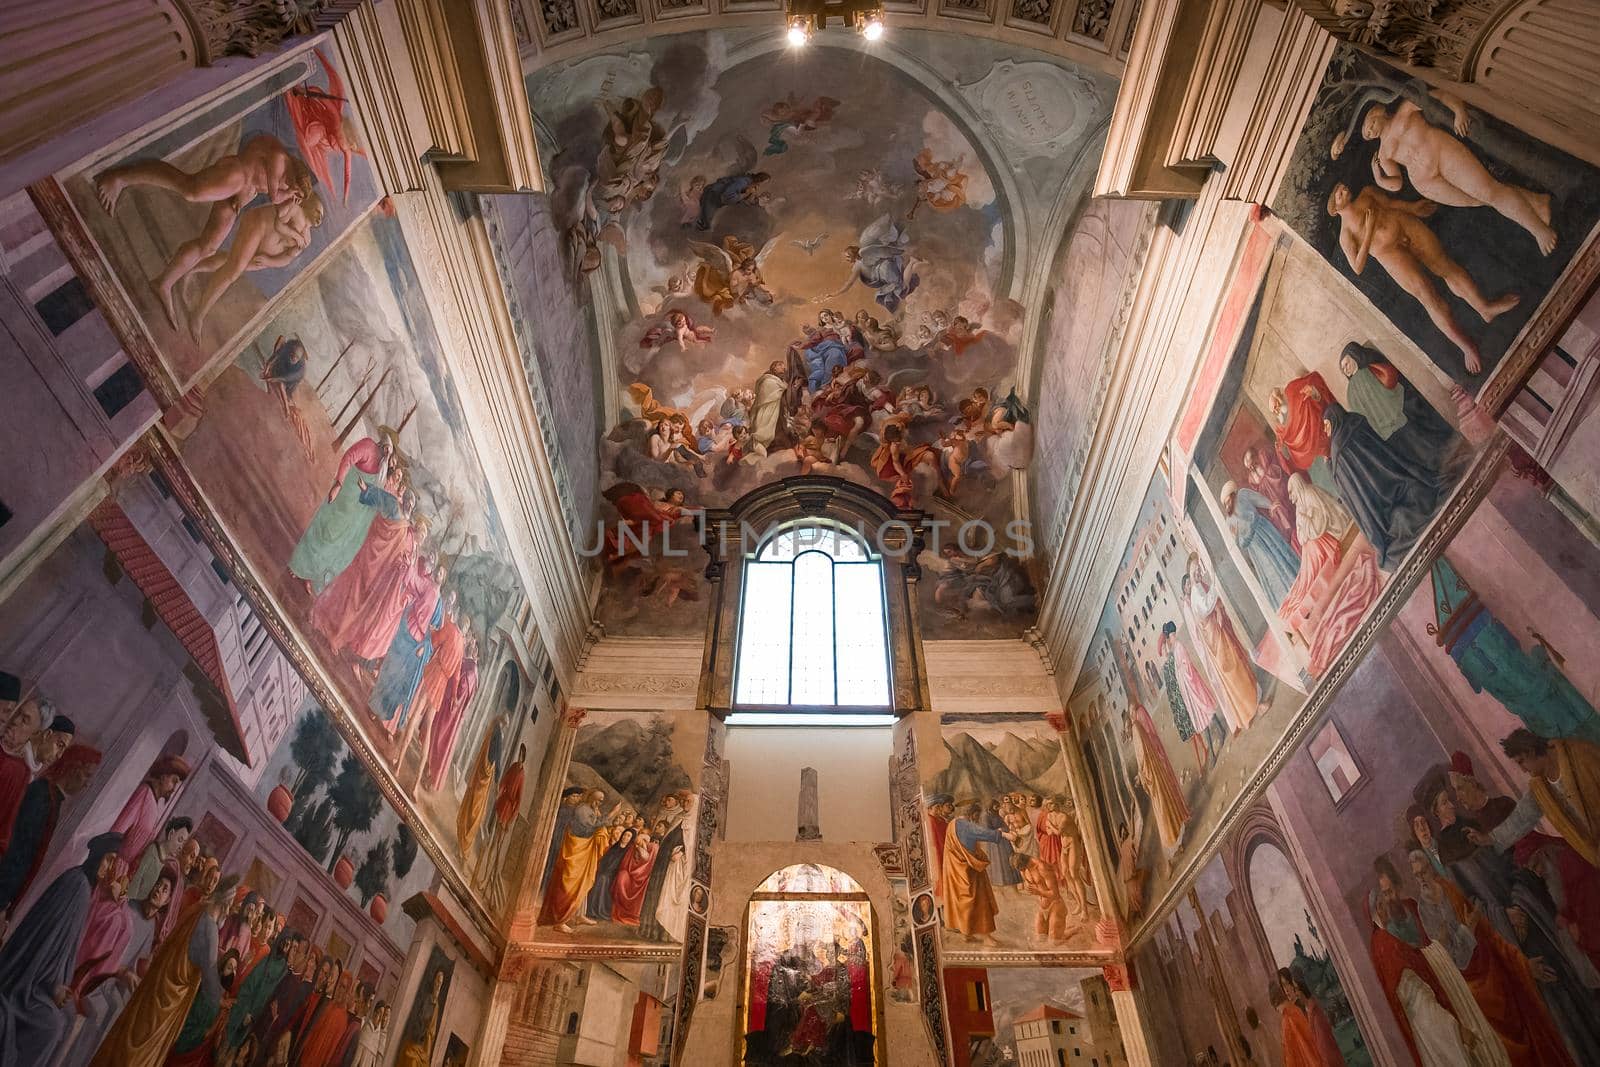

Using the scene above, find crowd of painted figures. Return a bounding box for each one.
[537,786,696,943]
[1226,342,1468,679]
[289,432,528,872]
[926,791,1098,947]
[0,673,405,1067]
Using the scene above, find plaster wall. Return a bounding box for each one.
[723,726,894,843]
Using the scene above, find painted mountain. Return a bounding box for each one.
[937,727,1071,802]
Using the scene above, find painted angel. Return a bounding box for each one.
[689,234,780,316]
[688,134,771,232]
[286,48,368,205]
[819,214,920,314]
[595,87,670,214]
[641,309,715,353]
[907,148,968,219]
[761,93,841,155]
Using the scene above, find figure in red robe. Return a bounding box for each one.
[286,48,368,205]
[311,475,419,662]
[610,832,660,926]
[1271,371,1334,473]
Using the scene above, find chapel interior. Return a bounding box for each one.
[2,1,1599,1066]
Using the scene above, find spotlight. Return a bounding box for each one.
[862,14,884,39]
[787,16,812,45]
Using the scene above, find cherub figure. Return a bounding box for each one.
[907,148,968,219]
[690,234,780,315]
[640,309,715,353]
[1327,182,1519,373]
[852,310,902,351]
[846,168,903,206]
[1332,83,1556,254]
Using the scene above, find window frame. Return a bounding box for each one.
[728,519,895,724]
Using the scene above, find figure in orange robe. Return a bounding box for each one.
[401,611,464,785]
[1411,855,1575,1067]
[941,812,1001,941]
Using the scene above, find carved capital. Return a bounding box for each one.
[1292,0,1508,78]
[179,0,335,61]
[1103,960,1136,991]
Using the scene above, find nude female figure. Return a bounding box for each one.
[1333,89,1555,255]
[1327,182,1519,374]
[185,192,324,337]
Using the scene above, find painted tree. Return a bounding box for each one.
[285,709,343,833]
[355,839,392,905]
[393,823,419,879]
[295,795,336,862]
[325,752,383,873]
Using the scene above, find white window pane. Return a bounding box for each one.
[790,551,836,705]
[734,561,794,704]
[834,563,890,706]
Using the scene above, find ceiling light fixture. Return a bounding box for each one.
[782,0,887,42]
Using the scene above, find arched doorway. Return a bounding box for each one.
[742,864,880,1066]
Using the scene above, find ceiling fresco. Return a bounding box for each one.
[525,30,1116,639]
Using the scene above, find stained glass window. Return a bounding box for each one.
[731,521,892,720]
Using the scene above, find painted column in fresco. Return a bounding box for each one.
[1105,963,1163,1067]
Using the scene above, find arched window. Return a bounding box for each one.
[731,521,892,722]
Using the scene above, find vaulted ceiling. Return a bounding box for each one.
[502,28,1154,640]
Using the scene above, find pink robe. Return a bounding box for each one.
[311,508,417,661]
[611,841,659,926]
[109,784,161,864]
[73,886,133,995]
[425,656,477,791]
[1172,642,1221,733]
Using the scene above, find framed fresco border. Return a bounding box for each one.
[32,35,385,402]
[732,888,890,1067]
[1474,222,1600,416]
[137,428,510,951]
[1117,431,1513,952]
[919,709,1124,964]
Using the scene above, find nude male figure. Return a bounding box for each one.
[185,192,324,337]
[1327,182,1518,374]
[95,134,309,216]
[96,135,313,330]
[1334,91,1556,255]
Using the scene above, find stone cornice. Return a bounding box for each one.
[572,635,706,709]
[512,3,1135,77]
[1032,182,1257,684]
[393,178,593,688]
[1092,0,1213,198]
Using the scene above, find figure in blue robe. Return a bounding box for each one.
[798,331,854,392]
[1430,557,1600,743]
[1224,483,1300,607]
[840,215,920,313]
[371,593,442,725]
[693,172,770,231]
[0,831,122,1064]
